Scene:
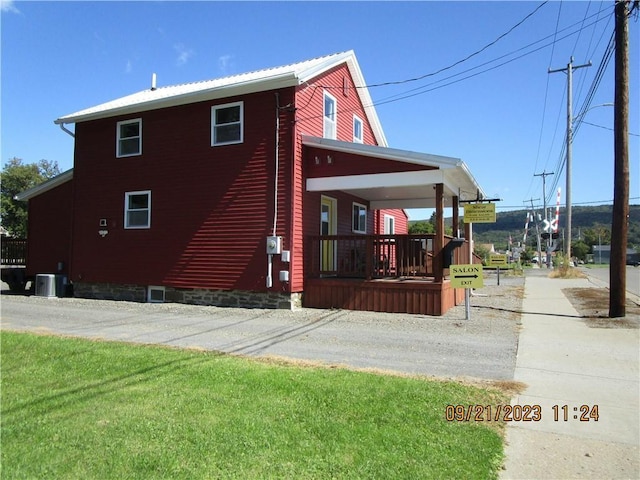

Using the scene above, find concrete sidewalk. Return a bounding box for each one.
[501,274,640,479]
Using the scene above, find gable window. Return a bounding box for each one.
[212,101,243,146]
[353,115,363,143]
[124,191,151,229]
[352,203,367,234]
[323,91,337,140]
[117,119,142,157]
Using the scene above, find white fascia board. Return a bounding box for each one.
[307,170,445,192]
[15,169,74,201]
[455,161,486,199]
[296,51,354,83]
[55,72,299,125]
[370,199,437,209]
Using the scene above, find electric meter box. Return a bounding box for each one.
[266,236,282,255]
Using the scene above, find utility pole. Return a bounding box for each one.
[610,0,632,317]
[535,170,554,267]
[549,57,591,265]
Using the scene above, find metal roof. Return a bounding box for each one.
[14,169,74,201]
[55,50,387,147]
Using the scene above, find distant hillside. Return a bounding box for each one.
[409,204,640,250]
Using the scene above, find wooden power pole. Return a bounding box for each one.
[610,0,632,317]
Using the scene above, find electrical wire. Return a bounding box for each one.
[295,5,614,125]
[527,0,565,205]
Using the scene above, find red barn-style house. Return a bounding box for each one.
[18,51,485,315]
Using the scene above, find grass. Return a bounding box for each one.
[1,331,508,479]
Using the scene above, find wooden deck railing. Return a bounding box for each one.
[306,234,472,280]
[1,238,27,265]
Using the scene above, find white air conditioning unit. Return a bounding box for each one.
[35,274,57,297]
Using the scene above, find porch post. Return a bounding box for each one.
[452,195,460,238]
[434,183,444,282]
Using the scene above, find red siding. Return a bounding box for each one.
[306,148,434,178]
[375,209,409,235]
[71,89,296,294]
[26,180,73,277]
[295,64,377,145]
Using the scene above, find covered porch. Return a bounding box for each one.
[302,136,485,316]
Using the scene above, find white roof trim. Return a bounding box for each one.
[15,169,74,201]
[54,51,386,145]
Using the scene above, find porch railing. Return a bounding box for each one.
[1,238,27,265]
[306,234,472,280]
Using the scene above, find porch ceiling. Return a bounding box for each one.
[303,136,486,209]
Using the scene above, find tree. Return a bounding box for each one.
[0,158,61,237]
[571,240,590,262]
[408,221,434,234]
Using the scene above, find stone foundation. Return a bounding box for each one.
[73,282,302,310]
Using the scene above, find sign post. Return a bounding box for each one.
[450,264,483,320]
[487,254,508,286]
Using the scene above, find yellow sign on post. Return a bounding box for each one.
[487,254,508,266]
[450,264,483,288]
[463,203,496,223]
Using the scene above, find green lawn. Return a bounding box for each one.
[1,331,507,479]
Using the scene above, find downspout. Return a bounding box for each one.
[57,121,76,285]
[59,122,75,138]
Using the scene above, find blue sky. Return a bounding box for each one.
[1,1,638,220]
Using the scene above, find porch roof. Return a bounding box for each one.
[303,136,485,209]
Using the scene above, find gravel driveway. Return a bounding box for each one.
[0,272,523,381]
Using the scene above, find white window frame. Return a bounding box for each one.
[211,101,244,146]
[323,91,337,140]
[384,214,395,235]
[353,115,363,143]
[352,202,367,234]
[124,190,151,229]
[116,118,142,158]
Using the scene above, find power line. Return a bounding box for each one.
[296,5,614,124]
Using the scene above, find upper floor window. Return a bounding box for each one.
[352,203,367,234]
[124,190,151,229]
[323,91,337,140]
[117,119,142,157]
[212,101,243,146]
[353,115,363,143]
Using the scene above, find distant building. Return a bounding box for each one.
[592,245,639,265]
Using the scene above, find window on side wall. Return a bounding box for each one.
[353,115,363,143]
[384,214,395,235]
[352,203,367,233]
[116,119,142,157]
[212,102,243,146]
[323,91,337,140]
[124,191,151,229]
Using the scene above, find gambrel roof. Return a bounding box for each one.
[55,50,387,146]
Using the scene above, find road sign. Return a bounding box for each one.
[487,254,508,266]
[463,203,496,223]
[450,264,483,288]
